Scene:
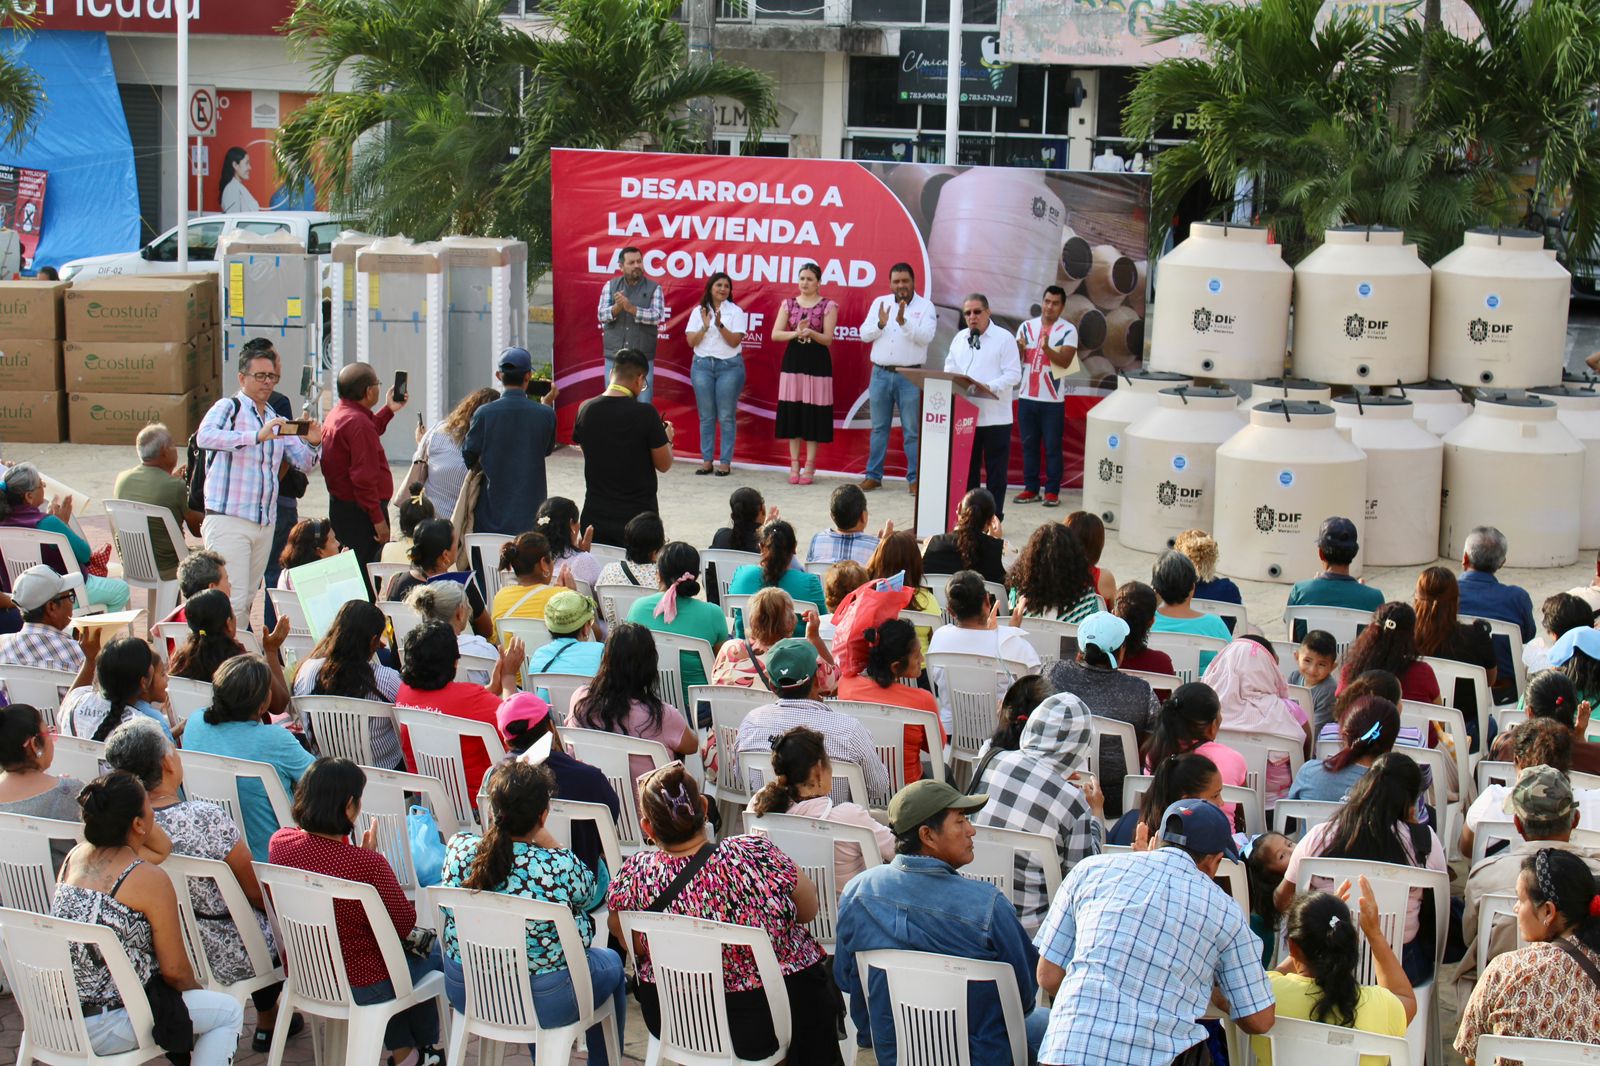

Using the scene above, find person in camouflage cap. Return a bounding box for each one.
[1507,764,1580,836]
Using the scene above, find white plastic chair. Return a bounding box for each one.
[1283,604,1374,650]
[179,748,295,843]
[651,630,716,708]
[802,558,834,576]
[1122,775,1265,837]
[1476,1034,1600,1064]
[498,614,550,656]
[588,543,626,567]
[854,948,1027,1066]
[545,799,626,882]
[1123,668,1182,693]
[1476,759,1516,794]
[1214,856,1254,917]
[1493,707,1527,736]
[965,823,1063,908]
[1271,639,1301,681]
[1286,682,1316,721]
[0,813,81,913]
[1272,798,1343,841]
[1297,856,1450,1066]
[926,651,1016,788]
[1475,890,1523,979]
[1088,714,1141,787]
[253,864,449,1066]
[1193,597,1248,635]
[0,906,167,1066]
[462,533,512,605]
[826,698,944,803]
[0,526,92,612]
[164,675,213,725]
[103,498,187,621]
[899,608,945,633]
[393,705,506,832]
[1147,630,1229,682]
[619,912,791,1066]
[1420,656,1493,753]
[296,694,398,767]
[266,588,311,638]
[431,887,622,1066]
[742,810,884,946]
[454,651,499,684]
[700,684,777,809]
[1399,699,1474,813]
[0,662,77,724]
[1256,1015,1411,1065]
[529,672,594,723]
[735,749,871,809]
[48,734,107,782]
[1573,769,1600,791]
[377,600,423,661]
[366,560,409,598]
[593,582,654,628]
[159,852,282,1004]
[1015,615,1077,672]
[700,548,760,604]
[355,764,461,895]
[1460,613,1531,699]
[1215,727,1306,809]
[559,727,670,855]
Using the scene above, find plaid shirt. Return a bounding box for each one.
[971,693,1103,936]
[806,529,879,566]
[195,392,320,526]
[734,697,891,807]
[1035,848,1274,1066]
[0,622,85,674]
[596,277,664,325]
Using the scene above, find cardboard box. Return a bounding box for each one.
[0,338,64,390]
[64,338,205,393]
[164,271,220,330]
[69,386,208,446]
[65,278,208,342]
[0,390,65,443]
[0,280,68,338]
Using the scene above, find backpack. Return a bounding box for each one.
[185,398,241,513]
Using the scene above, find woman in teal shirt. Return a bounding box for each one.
[626,541,729,706]
[180,654,314,861]
[725,520,825,639]
[0,463,130,611]
[1151,549,1232,672]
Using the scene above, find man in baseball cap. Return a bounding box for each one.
[461,345,558,536]
[1034,797,1275,1062]
[0,564,88,674]
[1286,514,1386,614]
[835,780,1050,1065]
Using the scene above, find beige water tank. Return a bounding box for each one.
[1382,379,1472,436]
[1440,393,1583,566]
[1292,225,1431,385]
[1429,228,1569,388]
[1331,394,1443,566]
[1118,387,1246,554]
[1530,386,1600,550]
[929,169,1065,322]
[1148,222,1292,379]
[1214,401,1369,583]
[1249,377,1331,406]
[1083,370,1196,529]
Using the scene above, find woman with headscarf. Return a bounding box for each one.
[1202,637,1312,804]
[970,691,1104,935]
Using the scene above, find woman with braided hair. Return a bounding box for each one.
[60,635,172,743]
[1457,847,1600,1061]
[438,759,624,1065]
[748,725,893,891]
[605,763,843,1064]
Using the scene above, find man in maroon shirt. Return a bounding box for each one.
[321,362,406,575]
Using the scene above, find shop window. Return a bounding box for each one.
[848,56,920,129]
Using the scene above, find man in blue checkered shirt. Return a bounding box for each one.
[1035,799,1275,1065]
[805,484,882,566]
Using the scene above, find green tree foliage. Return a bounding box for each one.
[0,1,44,150]
[275,0,776,262]
[1125,0,1600,264]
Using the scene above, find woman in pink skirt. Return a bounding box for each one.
[772,261,838,484]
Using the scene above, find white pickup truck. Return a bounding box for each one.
[58,210,347,281]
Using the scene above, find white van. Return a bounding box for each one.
[59,211,348,281]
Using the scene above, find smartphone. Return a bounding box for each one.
[298,365,314,398]
[393,370,408,403]
[283,419,311,436]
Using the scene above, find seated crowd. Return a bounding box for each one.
[6,431,1600,1066]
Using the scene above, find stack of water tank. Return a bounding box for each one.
[1440,393,1584,567]
[1529,385,1600,550]
[1248,377,1331,406]
[1118,386,1245,553]
[1082,370,1194,529]
[1292,226,1431,385]
[1147,223,1292,380]
[1214,401,1369,582]
[1430,228,1569,388]
[1382,380,1472,436]
[1330,394,1443,566]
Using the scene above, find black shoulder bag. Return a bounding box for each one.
[627,840,720,994]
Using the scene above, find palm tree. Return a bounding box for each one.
[275,0,776,263]
[0,1,44,150]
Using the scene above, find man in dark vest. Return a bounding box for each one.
[596,246,663,402]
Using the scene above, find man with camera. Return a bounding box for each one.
[196,342,321,626]
[322,362,407,577]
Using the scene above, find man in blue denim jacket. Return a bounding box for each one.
[834,780,1050,1066]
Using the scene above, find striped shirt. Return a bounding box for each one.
[806,529,880,566]
[734,697,891,807]
[195,392,320,526]
[0,622,85,674]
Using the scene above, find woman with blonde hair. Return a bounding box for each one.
[712,586,839,695]
[401,387,499,517]
[1173,528,1241,606]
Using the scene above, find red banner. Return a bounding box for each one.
[29,0,294,36]
[550,148,1150,486]
[0,164,47,269]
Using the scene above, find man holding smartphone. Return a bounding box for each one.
[321,362,406,576]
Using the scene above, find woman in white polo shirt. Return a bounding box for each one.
[686,271,748,476]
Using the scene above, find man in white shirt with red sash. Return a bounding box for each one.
[1012,285,1079,508]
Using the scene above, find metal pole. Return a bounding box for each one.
[944,0,962,165]
[176,0,190,269]
[688,0,716,149]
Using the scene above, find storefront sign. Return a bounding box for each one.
[0,164,48,269]
[23,0,294,36]
[550,149,1150,484]
[898,30,1018,106]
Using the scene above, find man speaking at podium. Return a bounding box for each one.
[944,294,1020,521]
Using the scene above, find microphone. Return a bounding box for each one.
[967,330,982,350]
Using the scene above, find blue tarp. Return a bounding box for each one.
[1,29,140,271]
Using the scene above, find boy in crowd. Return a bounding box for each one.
[1289,629,1339,730]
